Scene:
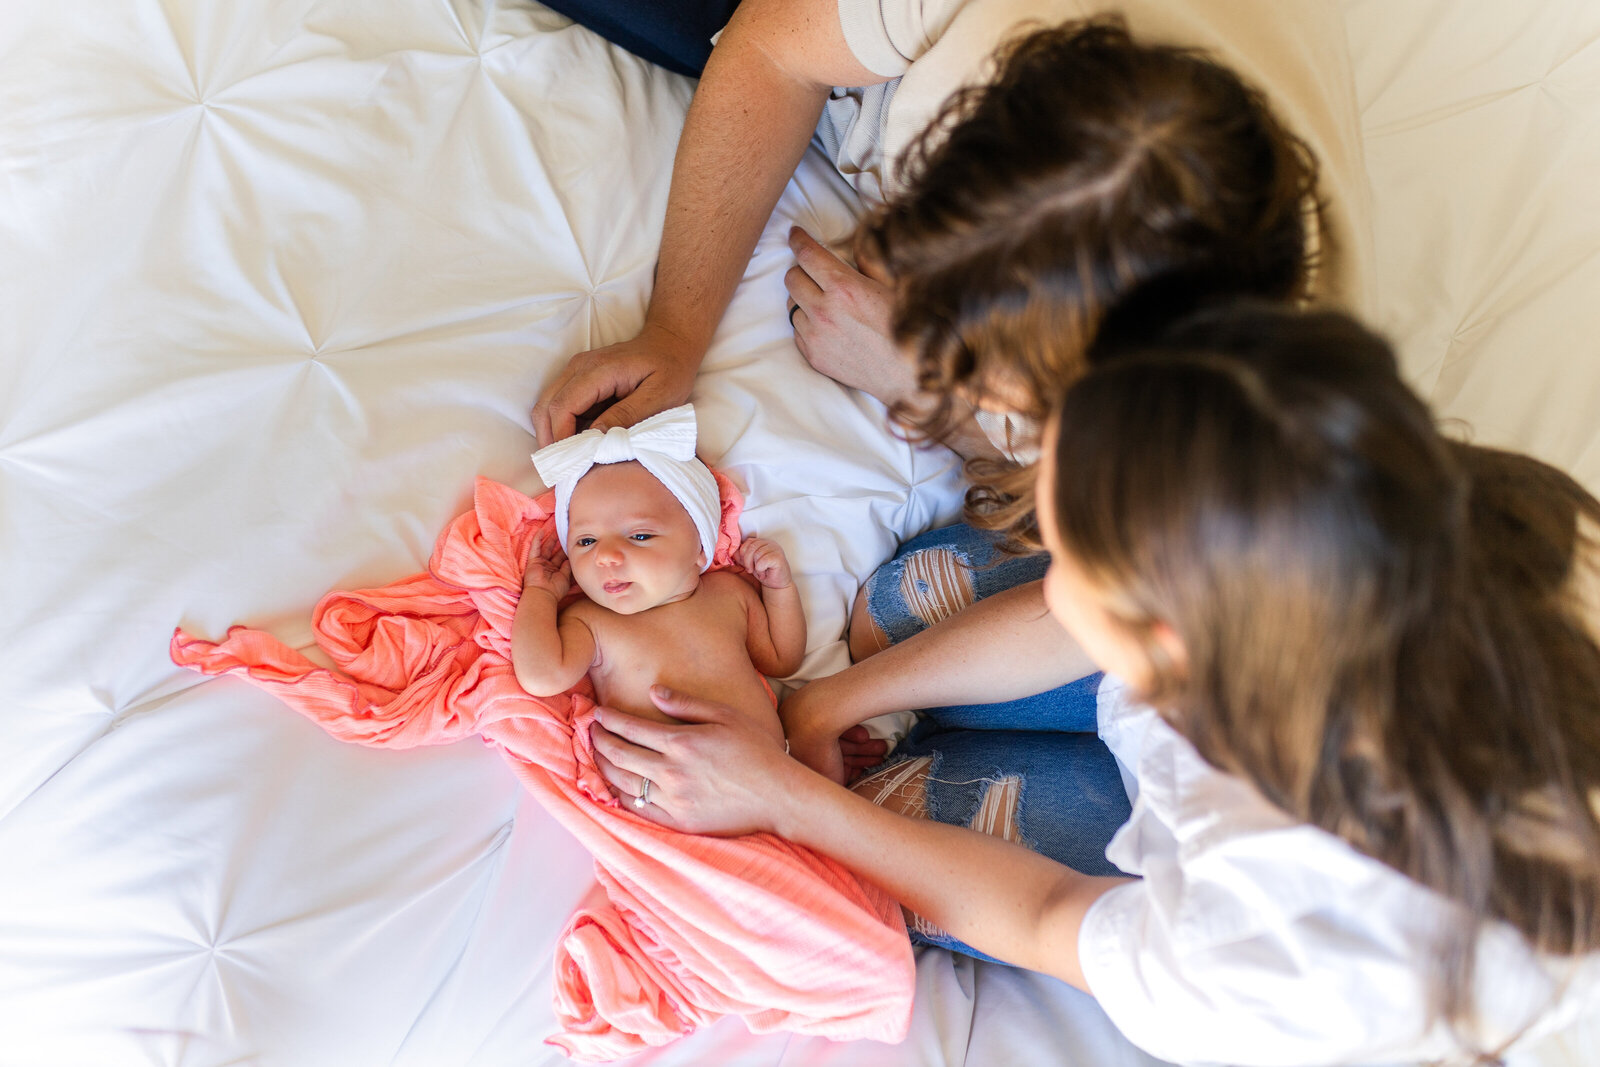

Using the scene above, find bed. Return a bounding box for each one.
[1,1,1595,1064]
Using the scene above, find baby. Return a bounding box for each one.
[511,405,805,750]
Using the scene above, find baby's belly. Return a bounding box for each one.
[592,663,782,742]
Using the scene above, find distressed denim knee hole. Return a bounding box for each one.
[903,773,1026,947]
[968,774,1024,845]
[851,756,932,820]
[896,547,975,629]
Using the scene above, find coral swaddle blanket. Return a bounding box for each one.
[170,477,915,1061]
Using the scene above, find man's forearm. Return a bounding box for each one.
[641,6,834,361]
[888,390,1006,462]
[938,413,1006,462]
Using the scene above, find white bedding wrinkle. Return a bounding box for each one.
[1,0,1595,1064]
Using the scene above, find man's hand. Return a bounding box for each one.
[785,227,920,407]
[531,324,700,446]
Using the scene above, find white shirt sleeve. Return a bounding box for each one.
[834,0,974,78]
[1079,685,1590,1066]
[971,409,1040,465]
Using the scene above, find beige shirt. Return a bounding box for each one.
[820,0,1374,318]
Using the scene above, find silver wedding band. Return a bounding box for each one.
[633,777,651,809]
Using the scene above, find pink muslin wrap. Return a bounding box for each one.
[171,476,914,1061]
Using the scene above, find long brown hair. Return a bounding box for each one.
[1049,304,1600,1046]
[861,17,1322,550]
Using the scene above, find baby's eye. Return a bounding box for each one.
[575,537,597,547]
[630,533,654,542]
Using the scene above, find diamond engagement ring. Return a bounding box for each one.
[634,777,651,809]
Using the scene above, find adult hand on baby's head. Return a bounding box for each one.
[735,537,793,589]
[785,227,919,409]
[531,323,700,447]
[589,687,795,836]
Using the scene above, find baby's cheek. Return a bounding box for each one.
[569,567,602,600]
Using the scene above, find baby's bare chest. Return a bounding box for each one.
[584,593,768,718]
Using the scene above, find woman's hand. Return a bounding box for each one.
[592,691,1120,990]
[785,227,921,407]
[531,324,700,447]
[589,685,797,835]
[784,721,848,784]
[780,682,889,784]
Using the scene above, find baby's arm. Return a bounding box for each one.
[736,537,807,677]
[511,556,597,696]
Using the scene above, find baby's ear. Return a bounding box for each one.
[696,549,708,571]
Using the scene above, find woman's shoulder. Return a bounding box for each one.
[1085,684,1600,1063]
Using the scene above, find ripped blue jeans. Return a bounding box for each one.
[857,523,1131,964]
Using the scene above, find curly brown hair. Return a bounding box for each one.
[860,17,1321,551]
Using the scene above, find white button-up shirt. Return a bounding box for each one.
[1078,681,1600,1066]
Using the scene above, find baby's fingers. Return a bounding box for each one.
[736,538,761,568]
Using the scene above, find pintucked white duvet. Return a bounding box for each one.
[0,1,1595,1064]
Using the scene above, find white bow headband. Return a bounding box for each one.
[531,404,720,572]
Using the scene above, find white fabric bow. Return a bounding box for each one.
[531,404,720,571]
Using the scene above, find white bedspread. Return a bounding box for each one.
[1,1,1594,1064]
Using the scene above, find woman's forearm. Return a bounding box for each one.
[642,0,879,363]
[588,691,1125,988]
[801,580,1099,733]
[768,757,1126,988]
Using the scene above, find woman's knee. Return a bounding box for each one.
[850,545,981,662]
[851,756,932,817]
[896,546,978,628]
[847,585,889,662]
[851,753,1022,847]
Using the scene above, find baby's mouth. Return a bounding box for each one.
[602,580,632,595]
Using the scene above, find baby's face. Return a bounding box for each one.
[565,461,706,615]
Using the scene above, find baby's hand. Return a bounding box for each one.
[736,537,792,589]
[523,551,572,601]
